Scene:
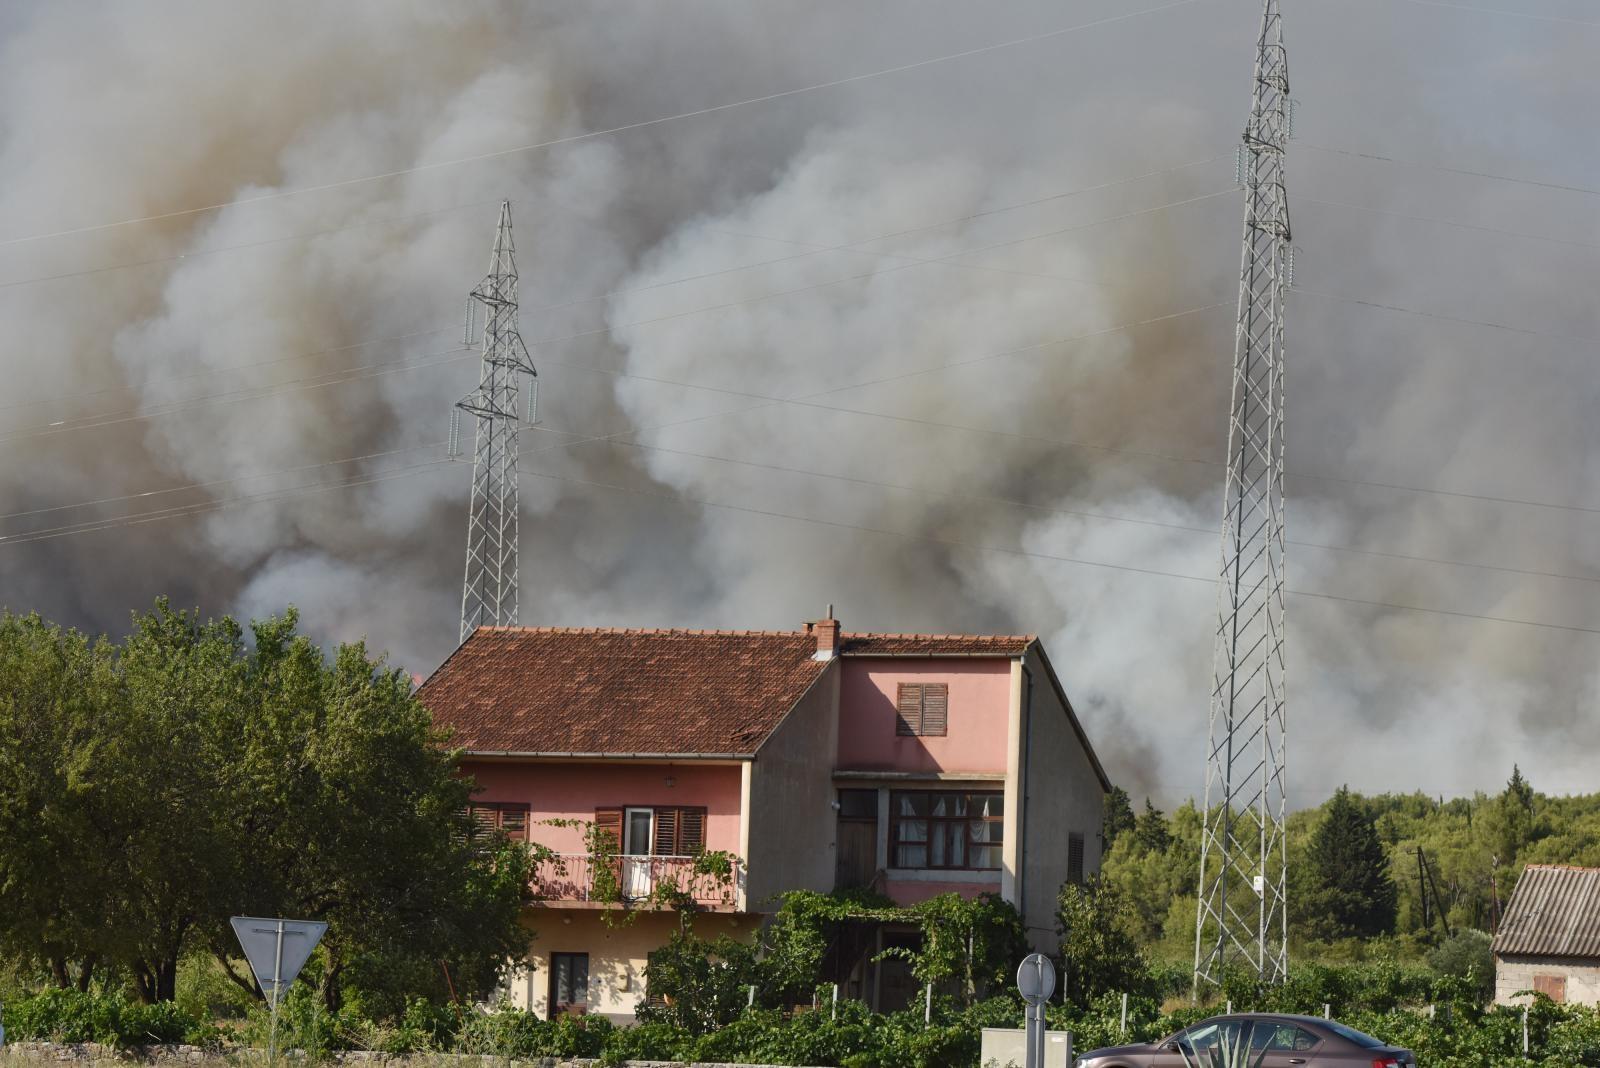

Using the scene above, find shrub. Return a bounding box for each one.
[1,988,196,1048]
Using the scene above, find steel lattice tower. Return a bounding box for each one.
[452,201,538,643]
[1194,0,1291,991]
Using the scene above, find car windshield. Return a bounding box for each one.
[1322,1020,1387,1048]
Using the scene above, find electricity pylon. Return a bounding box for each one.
[452,201,538,643]
[1194,0,1292,991]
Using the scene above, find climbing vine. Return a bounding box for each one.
[536,818,742,926]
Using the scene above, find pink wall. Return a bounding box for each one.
[461,760,744,855]
[836,660,1012,774]
[882,877,1002,907]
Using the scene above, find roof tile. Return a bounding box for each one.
[418,625,1033,755]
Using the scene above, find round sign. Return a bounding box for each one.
[1016,952,1056,1003]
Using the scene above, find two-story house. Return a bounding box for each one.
[416,613,1109,1021]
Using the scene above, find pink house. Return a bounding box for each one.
[416,614,1109,1020]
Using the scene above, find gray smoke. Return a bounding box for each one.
[2,0,1597,807]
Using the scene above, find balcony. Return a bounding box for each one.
[532,853,744,911]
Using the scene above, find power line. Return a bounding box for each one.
[513,465,1600,639]
[0,0,1205,250]
[0,442,442,524]
[0,164,1234,421]
[1298,194,1600,253]
[1301,142,1600,200]
[0,188,1232,445]
[0,200,496,292]
[578,434,1600,589]
[1296,287,1600,347]
[1397,0,1600,27]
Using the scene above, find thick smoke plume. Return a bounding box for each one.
[1,1,1597,805]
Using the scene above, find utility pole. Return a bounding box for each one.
[452,201,538,643]
[1195,0,1293,993]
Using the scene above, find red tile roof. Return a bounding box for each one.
[840,632,1035,656]
[418,625,1036,757]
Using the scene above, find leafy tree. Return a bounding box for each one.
[639,926,761,1035]
[1134,798,1171,853]
[1103,786,1135,847]
[1304,786,1398,940]
[0,614,113,989]
[0,600,531,1010]
[1056,877,1150,1009]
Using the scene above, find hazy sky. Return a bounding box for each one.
[1,0,1596,807]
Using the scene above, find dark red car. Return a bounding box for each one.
[1074,1013,1417,1068]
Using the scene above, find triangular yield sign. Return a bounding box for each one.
[230,916,328,1007]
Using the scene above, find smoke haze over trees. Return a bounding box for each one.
[1,2,1598,806]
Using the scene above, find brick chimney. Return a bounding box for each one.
[811,605,840,661]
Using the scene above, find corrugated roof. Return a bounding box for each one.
[417,626,1039,757]
[1493,865,1600,959]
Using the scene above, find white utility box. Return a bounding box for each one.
[979,1027,1073,1068]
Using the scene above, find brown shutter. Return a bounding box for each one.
[679,809,706,855]
[896,684,923,736]
[921,684,948,736]
[654,808,679,856]
[498,805,530,841]
[593,808,623,853]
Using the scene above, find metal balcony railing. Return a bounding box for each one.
[532,853,742,909]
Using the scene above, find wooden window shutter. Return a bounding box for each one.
[1067,832,1085,884]
[593,808,623,853]
[679,809,706,855]
[896,684,923,736]
[654,808,679,856]
[498,805,529,841]
[921,684,948,737]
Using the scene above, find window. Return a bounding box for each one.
[1067,832,1085,884]
[652,807,706,856]
[548,953,588,1017]
[838,789,878,820]
[593,806,707,856]
[895,683,949,737]
[1249,1024,1319,1052]
[890,791,1002,869]
[464,802,530,841]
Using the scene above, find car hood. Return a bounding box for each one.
[1078,1042,1155,1063]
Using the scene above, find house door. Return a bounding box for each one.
[835,789,878,889]
[622,808,654,899]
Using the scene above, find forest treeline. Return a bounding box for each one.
[1099,767,1600,960]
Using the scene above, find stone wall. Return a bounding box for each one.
[1494,954,1600,1007]
[0,1043,817,1068]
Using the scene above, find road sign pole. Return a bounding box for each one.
[269,920,284,1064]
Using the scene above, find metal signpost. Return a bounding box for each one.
[231,916,328,1062]
[1017,953,1057,1068]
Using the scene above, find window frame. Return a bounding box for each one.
[597,805,708,857]
[888,790,1004,871]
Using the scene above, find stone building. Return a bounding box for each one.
[1492,864,1600,1006]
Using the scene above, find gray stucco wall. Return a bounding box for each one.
[1018,649,1107,953]
[1495,954,1600,1006]
[743,662,840,907]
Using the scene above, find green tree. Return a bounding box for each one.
[0,614,113,989]
[1134,798,1171,853]
[1103,786,1135,847]
[0,600,532,1010]
[1304,786,1398,940]
[1056,877,1150,1009]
